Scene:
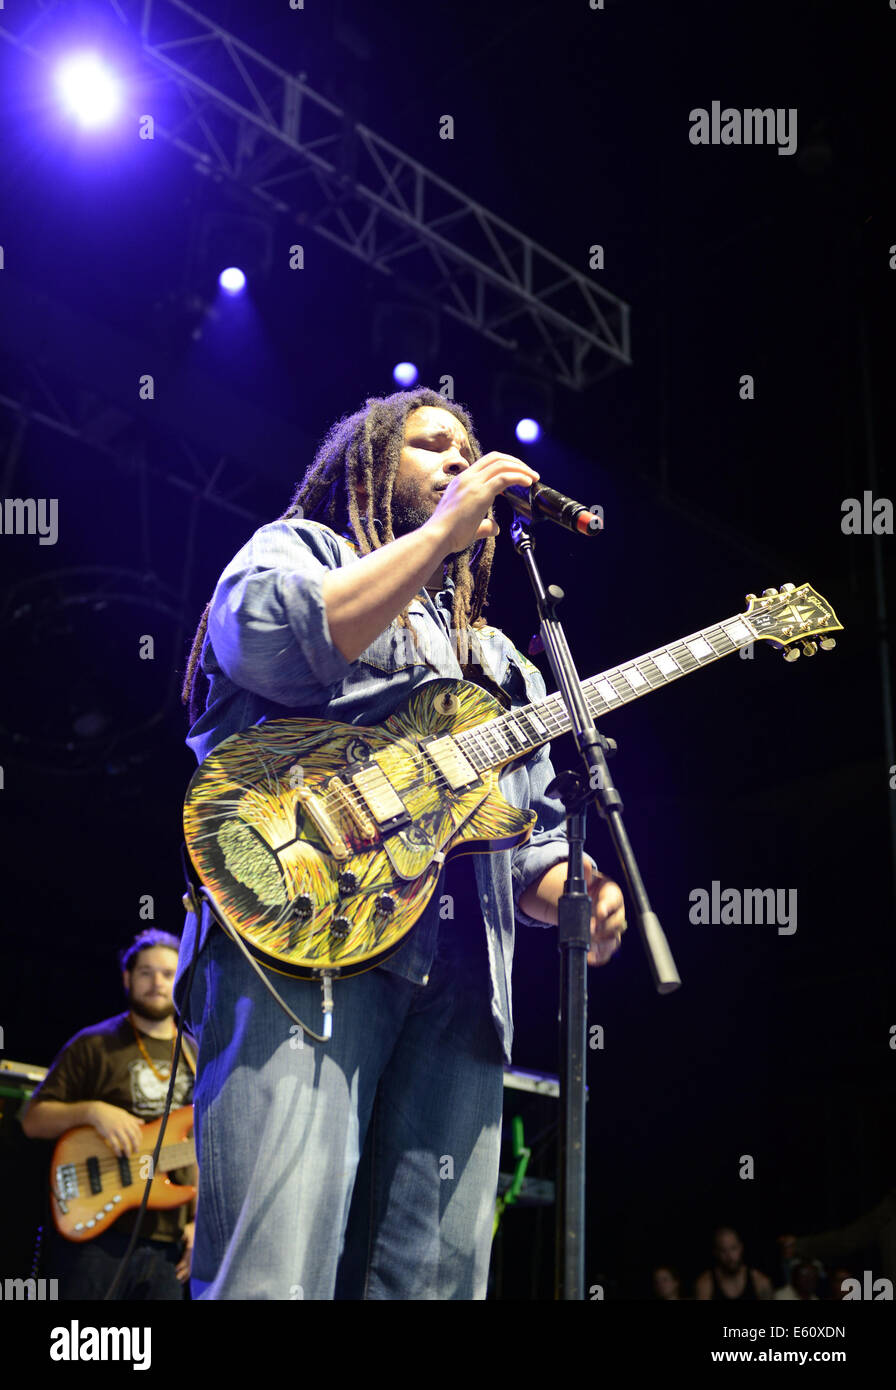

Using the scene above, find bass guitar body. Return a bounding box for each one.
[51,1106,196,1242]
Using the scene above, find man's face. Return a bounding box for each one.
[652,1268,679,1299]
[123,947,178,1022]
[389,406,476,538]
[714,1230,744,1273]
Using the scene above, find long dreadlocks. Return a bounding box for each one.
[181,387,497,724]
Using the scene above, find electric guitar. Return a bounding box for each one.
[183,583,841,980]
[50,1106,195,1241]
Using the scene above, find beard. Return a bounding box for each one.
[126,987,175,1023]
[388,478,482,564]
[388,479,438,538]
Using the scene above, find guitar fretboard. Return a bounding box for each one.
[455,611,757,772]
[154,1140,195,1169]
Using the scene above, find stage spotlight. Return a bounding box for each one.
[54,52,121,129]
[494,371,554,441]
[373,302,438,377]
[219,266,247,295]
[515,417,541,444]
[200,213,271,294]
[393,361,419,388]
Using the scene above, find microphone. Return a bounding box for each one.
[501,482,603,536]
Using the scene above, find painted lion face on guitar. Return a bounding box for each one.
[183,584,840,980]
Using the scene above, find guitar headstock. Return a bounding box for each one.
[744,583,842,660]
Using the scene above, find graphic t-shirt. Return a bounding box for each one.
[33,1011,196,1242]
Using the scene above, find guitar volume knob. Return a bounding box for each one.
[292,894,313,921]
[337,871,358,895]
[375,892,396,916]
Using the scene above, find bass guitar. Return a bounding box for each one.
[50,1105,195,1241]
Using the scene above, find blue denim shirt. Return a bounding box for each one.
[178,516,596,1063]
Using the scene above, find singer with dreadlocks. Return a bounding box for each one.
[177,387,625,1300]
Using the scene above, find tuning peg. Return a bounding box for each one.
[780,582,796,593]
[782,646,801,662]
[762,588,779,597]
[819,636,837,651]
[801,640,818,657]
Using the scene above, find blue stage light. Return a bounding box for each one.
[515,417,541,444]
[55,52,122,129]
[219,266,247,294]
[393,361,419,387]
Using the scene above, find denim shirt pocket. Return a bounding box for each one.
[353,605,437,682]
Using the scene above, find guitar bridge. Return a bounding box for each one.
[327,776,376,839]
[56,1163,79,1201]
[294,784,350,860]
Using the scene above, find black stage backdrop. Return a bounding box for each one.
[0,0,893,1333]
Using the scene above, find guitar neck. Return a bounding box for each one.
[154,1140,195,1170]
[455,609,757,772]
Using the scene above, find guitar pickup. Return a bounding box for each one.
[421,735,479,791]
[347,762,410,832]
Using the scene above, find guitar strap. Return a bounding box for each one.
[459,655,513,710]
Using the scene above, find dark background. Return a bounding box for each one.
[1,0,893,1298]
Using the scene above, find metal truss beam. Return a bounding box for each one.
[0,0,632,390]
[0,348,268,527]
[0,269,311,509]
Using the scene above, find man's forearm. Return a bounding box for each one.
[519,861,570,925]
[519,858,599,925]
[21,1099,97,1139]
[321,522,449,662]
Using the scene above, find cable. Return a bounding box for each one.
[197,885,334,1045]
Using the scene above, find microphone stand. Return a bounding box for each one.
[507,511,681,1301]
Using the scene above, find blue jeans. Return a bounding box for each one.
[181,904,505,1299]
